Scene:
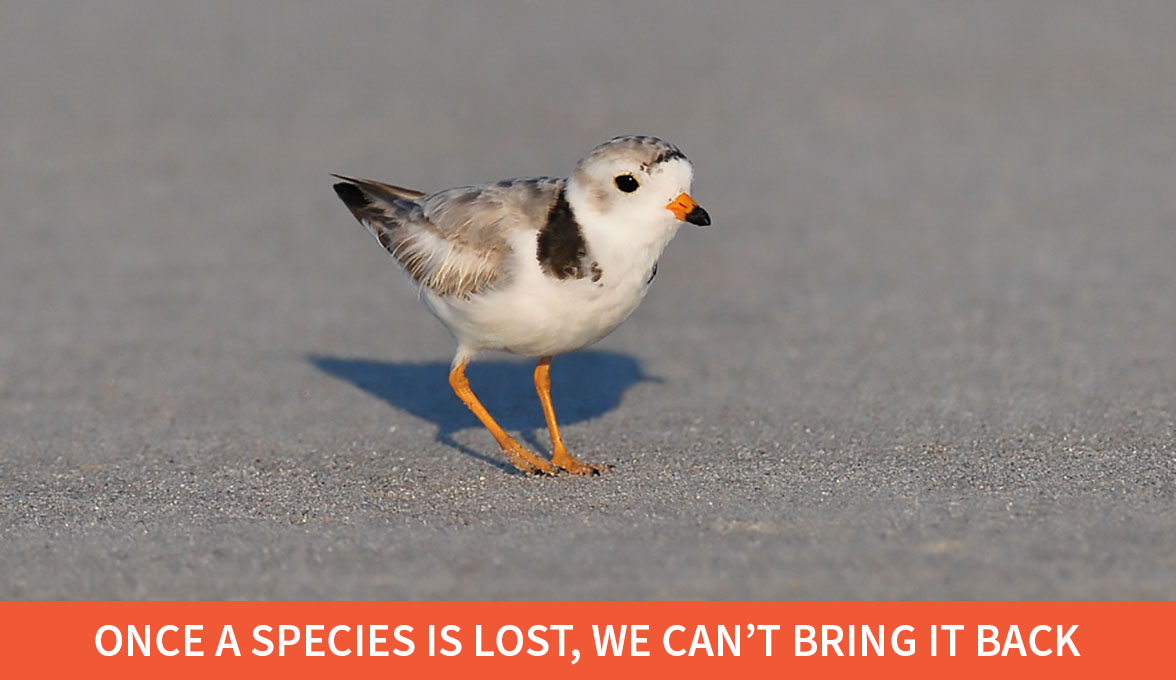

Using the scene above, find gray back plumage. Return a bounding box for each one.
[332,175,564,298]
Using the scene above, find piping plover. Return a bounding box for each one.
[332,135,709,475]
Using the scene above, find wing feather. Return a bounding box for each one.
[332,175,563,298]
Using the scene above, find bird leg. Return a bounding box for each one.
[449,362,555,475]
[534,356,607,475]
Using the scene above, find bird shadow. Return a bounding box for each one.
[308,350,659,473]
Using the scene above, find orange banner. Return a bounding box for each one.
[0,601,1169,678]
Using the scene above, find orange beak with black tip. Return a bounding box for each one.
[666,192,711,226]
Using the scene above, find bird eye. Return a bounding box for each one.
[614,174,640,193]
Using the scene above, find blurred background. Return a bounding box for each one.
[1,1,1173,598]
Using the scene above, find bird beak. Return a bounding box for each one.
[666,192,711,226]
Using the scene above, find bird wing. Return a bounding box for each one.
[332,175,564,298]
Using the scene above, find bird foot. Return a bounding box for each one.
[502,443,557,476]
[552,450,611,476]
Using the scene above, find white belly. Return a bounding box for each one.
[424,221,672,357]
[425,258,653,357]
[421,213,681,360]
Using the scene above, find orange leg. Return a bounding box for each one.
[534,356,607,475]
[450,362,554,475]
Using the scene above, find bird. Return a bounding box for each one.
[331,135,709,475]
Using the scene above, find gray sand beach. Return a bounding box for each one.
[1,1,1173,598]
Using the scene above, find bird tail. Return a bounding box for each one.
[331,174,427,253]
[331,174,425,203]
